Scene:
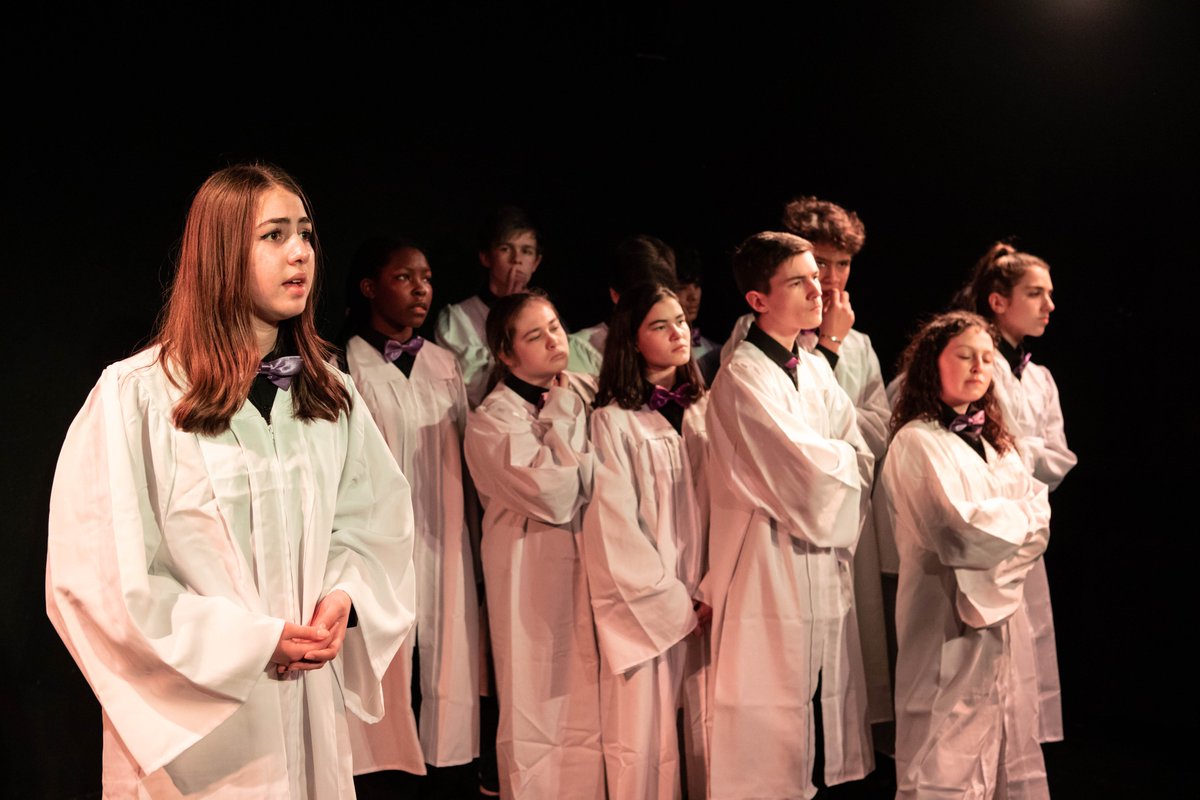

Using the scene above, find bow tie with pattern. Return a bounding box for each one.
[384,336,424,362]
[257,356,303,390]
[648,383,695,410]
[948,409,986,440]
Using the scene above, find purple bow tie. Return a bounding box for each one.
[784,355,800,370]
[1013,351,1033,379]
[949,409,986,440]
[384,336,424,362]
[257,356,303,390]
[648,383,694,410]
[690,327,702,346]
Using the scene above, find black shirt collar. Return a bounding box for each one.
[997,336,1026,375]
[937,401,986,461]
[504,372,550,408]
[478,285,500,309]
[744,322,800,381]
[357,325,418,377]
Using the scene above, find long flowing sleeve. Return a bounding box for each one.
[46,365,286,774]
[1020,367,1077,491]
[435,301,493,407]
[464,384,594,526]
[884,425,1051,629]
[581,409,696,674]
[835,331,890,462]
[708,357,869,548]
[325,379,417,723]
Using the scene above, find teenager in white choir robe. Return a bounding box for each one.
[881,311,1051,799]
[954,243,1075,743]
[581,284,711,800]
[717,195,894,725]
[463,291,604,800]
[701,233,875,800]
[676,266,722,386]
[343,240,480,777]
[46,165,416,799]
[436,207,542,407]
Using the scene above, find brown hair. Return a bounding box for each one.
[483,289,557,390]
[781,196,866,255]
[154,163,350,435]
[611,234,677,293]
[952,242,1051,319]
[890,311,1013,454]
[731,231,812,296]
[594,282,704,410]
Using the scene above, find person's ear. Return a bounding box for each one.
[988,291,1009,316]
[359,278,376,300]
[479,250,493,270]
[746,289,769,314]
[497,348,516,370]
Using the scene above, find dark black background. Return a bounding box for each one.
[3,2,1194,796]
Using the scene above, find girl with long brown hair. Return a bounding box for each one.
[46,164,416,798]
[881,310,1051,798]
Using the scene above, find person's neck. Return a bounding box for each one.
[254,320,280,358]
[755,316,799,352]
[998,326,1023,349]
[645,364,676,388]
[510,368,555,389]
[943,398,970,414]
[369,313,413,342]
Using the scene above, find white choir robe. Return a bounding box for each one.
[721,312,894,723]
[700,342,875,800]
[345,336,481,772]
[567,322,608,376]
[581,399,711,800]
[991,355,1076,743]
[881,419,1052,800]
[435,295,494,408]
[464,373,605,800]
[46,348,416,799]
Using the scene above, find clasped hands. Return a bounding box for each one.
[270,590,353,675]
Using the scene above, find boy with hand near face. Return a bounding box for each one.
[436,206,543,407]
[700,232,875,800]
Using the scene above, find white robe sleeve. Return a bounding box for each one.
[582,409,697,674]
[885,427,1051,629]
[1019,367,1077,491]
[325,380,418,723]
[46,368,291,774]
[464,385,594,526]
[836,333,890,462]
[708,359,870,548]
[435,302,492,407]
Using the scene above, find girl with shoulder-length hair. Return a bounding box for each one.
[463,290,604,800]
[46,163,416,798]
[953,241,1074,744]
[881,310,1051,799]
[583,281,711,800]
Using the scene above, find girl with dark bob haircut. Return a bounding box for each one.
[583,280,711,800]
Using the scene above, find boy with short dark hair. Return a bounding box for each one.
[436,206,543,407]
[701,231,875,799]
